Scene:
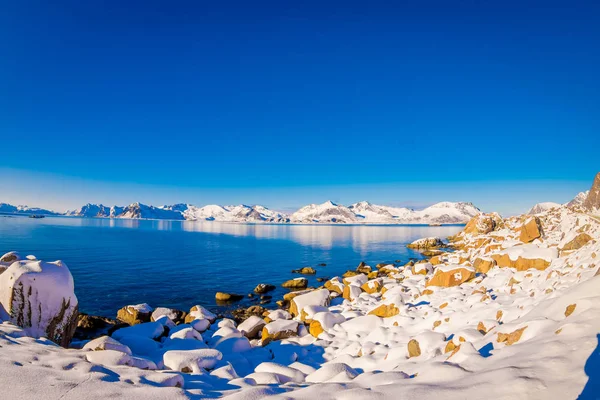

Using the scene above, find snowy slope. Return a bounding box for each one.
[567,191,589,208]
[528,202,561,215]
[290,201,358,223]
[0,203,59,215]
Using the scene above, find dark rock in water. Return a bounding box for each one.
[231,305,268,324]
[356,262,371,274]
[75,313,125,341]
[260,295,272,300]
[318,263,327,267]
[248,293,255,298]
[282,278,308,288]
[316,277,329,282]
[291,267,316,275]
[215,292,244,302]
[583,172,600,211]
[254,283,276,294]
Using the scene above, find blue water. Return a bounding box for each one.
[0,215,463,318]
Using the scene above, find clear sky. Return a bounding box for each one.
[1,1,598,215]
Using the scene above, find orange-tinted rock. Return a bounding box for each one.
[473,257,495,274]
[497,326,527,345]
[565,304,576,317]
[426,266,475,288]
[519,217,543,243]
[407,339,421,358]
[562,233,593,252]
[368,303,400,318]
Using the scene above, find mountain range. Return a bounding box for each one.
[60,200,480,224]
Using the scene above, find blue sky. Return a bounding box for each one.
[1,1,598,215]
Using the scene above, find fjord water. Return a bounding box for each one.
[0,216,463,317]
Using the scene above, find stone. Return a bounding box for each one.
[361,280,382,294]
[565,304,576,317]
[74,313,124,341]
[215,292,244,302]
[368,303,399,318]
[238,315,266,339]
[0,251,21,264]
[282,278,308,289]
[309,320,325,338]
[292,267,316,275]
[520,217,543,243]
[407,237,444,249]
[408,339,421,358]
[473,257,495,274]
[151,307,187,325]
[462,213,504,235]
[497,326,527,345]
[117,304,153,326]
[491,253,552,271]
[0,259,78,347]
[185,305,217,324]
[426,265,475,287]
[562,233,593,252]
[261,320,299,345]
[254,283,276,294]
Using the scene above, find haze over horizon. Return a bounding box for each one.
[1,1,598,216]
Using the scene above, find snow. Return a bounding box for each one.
[1,199,600,399]
[528,202,561,215]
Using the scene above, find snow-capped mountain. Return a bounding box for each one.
[290,201,359,223]
[566,191,589,208]
[0,203,59,215]
[184,204,289,222]
[64,200,480,224]
[528,202,561,215]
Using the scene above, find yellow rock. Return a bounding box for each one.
[309,320,324,338]
[261,325,298,346]
[492,254,551,271]
[433,320,441,329]
[426,267,475,287]
[444,341,456,353]
[407,339,421,358]
[497,326,527,346]
[477,321,489,334]
[421,289,434,296]
[324,280,343,295]
[463,213,504,235]
[117,306,151,326]
[496,310,503,321]
[565,304,576,317]
[439,302,448,309]
[361,280,382,294]
[473,258,495,274]
[368,303,399,318]
[562,233,593,251]
[519,217,543,243]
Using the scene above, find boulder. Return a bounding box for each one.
[426,265,475,287]
[491,245,557,271]
[289,289,330,319]
[408,339,421,358]
[117,303,153,326]
[561,233,593,252]
[368,303,400,318]
[238,315,266,339]
[407,237,444,249]
[583,172,600,211]
[519,217,543,243]
[0,259,78,347]
[462,213,504,235]
[74,313,124,341]
[473,257,495,274]
[0,251,21,265]
[163,349,223,373]
[282,278,308,289]
[356,262,372,274]
[292,267,316,275]
[497,326,527,346]
[184,305,217,324]
[254,283,276,294]
[83,336,132,355]
[215,292,244,302]
[261,320,299,345]
[151,307,187,324]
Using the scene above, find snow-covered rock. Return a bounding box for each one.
[0,258,78,346]
[528,202,561,215]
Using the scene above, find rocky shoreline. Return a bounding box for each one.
[0,173,599,399]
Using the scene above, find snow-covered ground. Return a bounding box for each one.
[1,197,599,398]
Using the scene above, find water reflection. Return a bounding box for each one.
[19,216,462,253]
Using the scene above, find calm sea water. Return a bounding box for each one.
[0,215,462,318]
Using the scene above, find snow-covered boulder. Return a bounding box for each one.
[426,265,476,287]
[289,289,330,319]
[117,303,153,325]
[407,237,444,249]
[0,259,78,346]
[238,315,266,339]
[462,213,504,235]
[163,349,222,373]
[184,304,217,323]
[83,336,132,355]
[262,320,299,345]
